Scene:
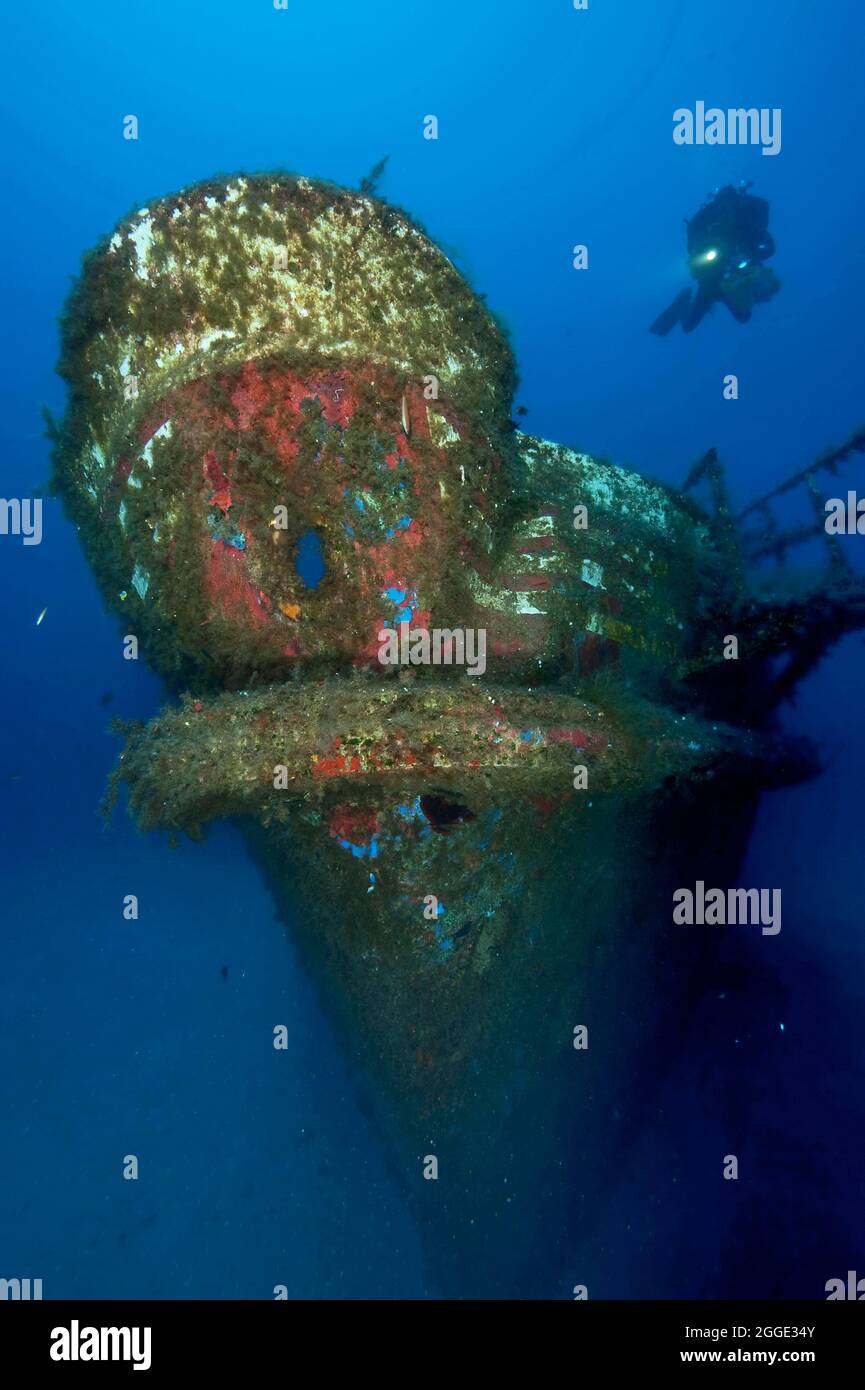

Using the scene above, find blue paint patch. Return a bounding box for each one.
[385,514,413,540]
[433,922,454,958]
[384,586,406,604]
[338,834,380,860]
[206,512,247,550]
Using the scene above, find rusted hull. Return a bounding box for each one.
[246,780,758,1297]
[50,171,865,1298]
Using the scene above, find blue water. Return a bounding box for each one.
[295,528,327,590]
[1,0,864,1299]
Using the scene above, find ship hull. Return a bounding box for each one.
[245,778,758,1298]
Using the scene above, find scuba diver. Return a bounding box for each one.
[651,182,780,335]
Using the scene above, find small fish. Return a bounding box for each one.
[35,607,47,626]
[99,690,115,707]
[220,964,229,981]
[400,391,411,437]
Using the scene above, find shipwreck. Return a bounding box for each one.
[51,172,865,1297]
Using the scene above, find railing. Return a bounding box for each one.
[678,429,865,705]
[734,427,865,579]
[681,446,743,589]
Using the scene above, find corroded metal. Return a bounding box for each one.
[51,172,865,1297]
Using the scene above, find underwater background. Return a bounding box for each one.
[1,0,863,1299]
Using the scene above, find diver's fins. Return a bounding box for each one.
[681,287,714,333]
[649,289,692,336]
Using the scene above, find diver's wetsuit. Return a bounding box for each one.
[651,184,777,335]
